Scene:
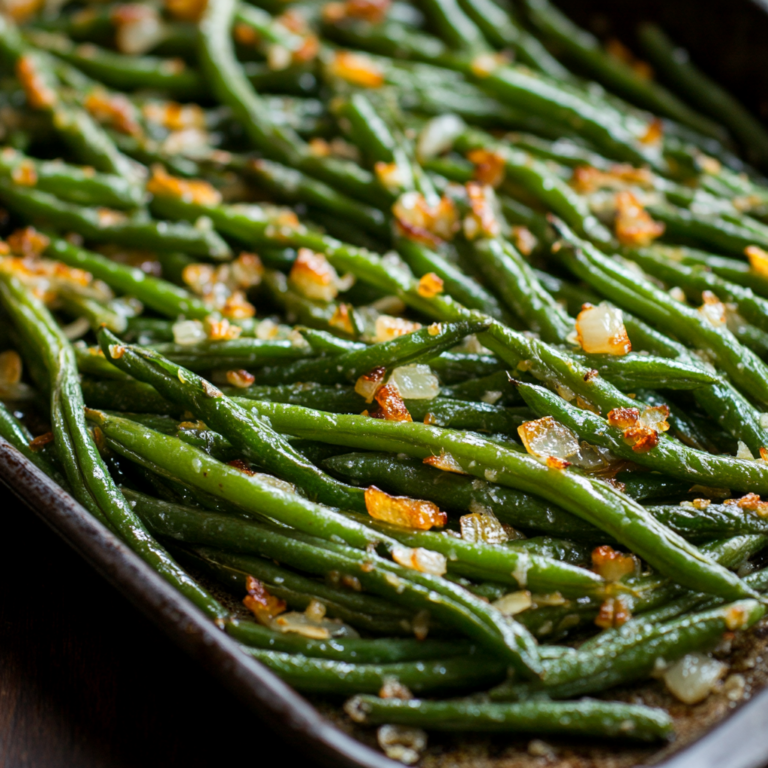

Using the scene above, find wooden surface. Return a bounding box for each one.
[0,494,323,768]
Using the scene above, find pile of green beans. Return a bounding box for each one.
[2,0,768,760]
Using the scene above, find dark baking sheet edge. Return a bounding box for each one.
[2,437,767,768]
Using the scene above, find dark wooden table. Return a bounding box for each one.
[0,493,324,768]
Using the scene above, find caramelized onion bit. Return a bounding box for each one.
[16,55,57,110]
[746,245,768,278]
[595,595,631,629]
[243,575,286,621]
[423,450,466,474]
[591,545,639,582]
[374,314,421,342]
[83,89,141,135]
[327,51,384,88]
[614,190,664,246]
[165,0,208,21]
[416,272,444,298]
[328,303,357,335]
[226,369,255,389]
[370,384,412,422]
[147,164,222,206]
[28,432,54,452]
[640,117,664,146]
[355,366,386,403]
[724,493,768,517]
[607,404,668,453]
[289,248,341,302]
[323,0,390,23]
[463,182,500,239]
[570,164,654,194]
[392,191,459,245]
[365,485,447,530]
[271,601,358,640]
[699,290,727,327]
[7,226,49,257]
[467,149,506,188]
[575,302,631,355]
[391,544,447,576]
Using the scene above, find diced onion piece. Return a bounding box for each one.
[416,114,465,162]
[374,314,421,342]
[365,485,447,530]
[470,51,507,77]
[614,190,664,245]
[377,724,427,766]
[640,117,664,146]
[388,364,439,400]
[699,290,726,327]
[270,601,359,639]
[492,590,533,617]
[591,545,638,582]
[113,4,166,55]
[460,508,508,544]
[355,366,386,403]
[518,416,580,463]
[16,55,57,109]
[746,245,768,278]
[575,302,631,355]
[172,319,206,345]
[391,544,447,576]
[663,652,726,705]
[288,248,340,302]
[570,164,654,194]
[379,678,413,701]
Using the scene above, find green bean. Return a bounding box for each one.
[0,400,64,483]
[0,270,228,621]
[235,399,757,600]
[648,502,768,541]
[656,244,768,299]
[627,246,768,334]
[29,31,204,98]
[246,158,389,238]
[516,379,768,495]
[324,451,603,542]
[0,182,230,258]
[463,236,574,343]
[244,319,488,386]
[0,147,144,208]
[145,338,314,372]
[638,23,768,169]
[170,543,419,637]
[491,599,764,701]
[97,328,365,510]
[521,0,724,140]
[565,350,719,391]
[454,127,613,245]
[116,468,543,675]
[552,221,768,408]
[200,0,386,207]
[457,0,572,79]
[344,696,673,740]
[44,237,212,319]
[242,647,506,695]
